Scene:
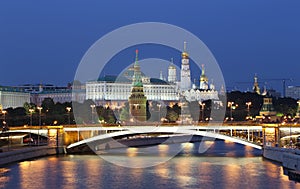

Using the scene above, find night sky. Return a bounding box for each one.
[1,0,299,94]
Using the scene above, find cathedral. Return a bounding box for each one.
[177,42,219,102]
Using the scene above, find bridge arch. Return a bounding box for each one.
[67,126,262,150]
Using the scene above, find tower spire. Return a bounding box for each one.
[253,74,260,95]
[133,49,142,87]
[201,64,205,75]
[129,49,147,122]
[135,49,139,63]
[184,41,187,52]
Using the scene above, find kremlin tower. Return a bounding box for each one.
[128,50,147,122]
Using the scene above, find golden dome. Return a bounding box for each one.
[181,52,189,59]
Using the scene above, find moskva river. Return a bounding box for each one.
[0,142,298,189]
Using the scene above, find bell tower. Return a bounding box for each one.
[180,41,191,91]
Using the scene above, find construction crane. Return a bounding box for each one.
[262,78,293,97]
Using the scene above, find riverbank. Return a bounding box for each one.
[0,146,65,166]
[263,146,300,171]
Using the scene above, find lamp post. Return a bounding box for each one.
[37,107,43,126]
[246,102,252,120]
[199,102,205,122]
[28,108,34,145]
[37,107,42,146]
[29,108,34,126]
[66,107,71,125]
[227,102,234,121]
[2,110,9,150]
[157,104,161,123]
[2,110,7,126]
[90,104,96,124]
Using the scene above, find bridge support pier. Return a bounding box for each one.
[78,130,80,142]
[248,128,250,141]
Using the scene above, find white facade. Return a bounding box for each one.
[180,56,191,91]
[180,42,191,91]
[0,89,30,109]
[168,64,177,83]
[86,80,179,102]
[31,90,86,106]
[183,89,219,102]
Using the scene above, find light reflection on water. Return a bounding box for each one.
[0,142,298,189]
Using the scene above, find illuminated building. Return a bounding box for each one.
[85,42,219,109]
[128,50,147,121]
[167,58,177,83]
[296,100,300,118]
[183,64,219,102]
[253,75,261,95]
[0,86,30,109]
[180,41,191,92]
[257,97,278,122]
[28,84,85,106]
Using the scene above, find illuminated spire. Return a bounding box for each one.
[201,64,205,75]
[159,70,163,80]
[181,41,189,59]
[135,49,139,65]
[133,49,142,87]
[253,74,260,95]
[200,64,208,90]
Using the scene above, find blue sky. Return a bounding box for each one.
[0,0,299,93]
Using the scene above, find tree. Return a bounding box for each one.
[120,103,130,122]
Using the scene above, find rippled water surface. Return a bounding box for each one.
[0,155,298,189]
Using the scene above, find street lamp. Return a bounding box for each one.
[246,102,252,120]
[29,108,34,126]
[157,104,161,123]
[66,107,71,125]
[228,102,238,121]
[37,107,43,126]
[37,107,42,146]
[2,110,7,126]
[2,110,9,150]
[90,104,96,124]
[227,102,234,121]
[28,108,34,146]
[199,102,205,122]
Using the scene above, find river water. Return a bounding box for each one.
[0,142,299,189]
